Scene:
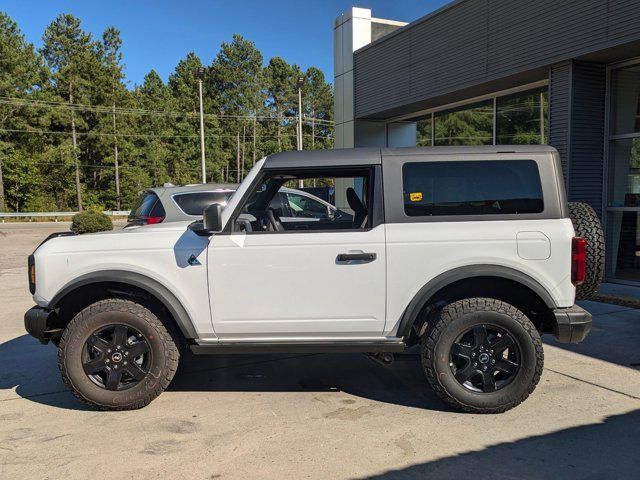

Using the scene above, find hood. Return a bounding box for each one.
[35,221,198,256]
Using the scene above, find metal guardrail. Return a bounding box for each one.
[0,211,130,222]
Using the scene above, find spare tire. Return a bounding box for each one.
[568,202,605,300]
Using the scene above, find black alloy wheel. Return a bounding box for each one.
[82,324,152,391]
[449,324,521,393]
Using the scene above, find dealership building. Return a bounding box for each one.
[334,1,640,283]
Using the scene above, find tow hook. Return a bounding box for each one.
[366,352,395,366]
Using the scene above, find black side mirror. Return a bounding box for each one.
[203,203,223,233]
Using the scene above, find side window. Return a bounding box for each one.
[236,169,373,233]
[285,193,330,219]
[131,192,159,217]
[402,160,544,216]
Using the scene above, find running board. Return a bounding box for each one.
[190,340,406,355]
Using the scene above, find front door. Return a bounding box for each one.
[207,167,386,340]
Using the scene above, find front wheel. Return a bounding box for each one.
[58,299,179,410]
[421,298,543,413]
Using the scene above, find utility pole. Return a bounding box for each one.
[311,106,315,149]
[253,115,257,165]
[296,76,305,188]
[241,123,246,180]
[236,132,240,183]
[112,104,121,210]
[69,83,82,211]
[0,156,5,212]
[197,67,206,183]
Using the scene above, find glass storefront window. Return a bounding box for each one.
[434,100,493,146]
[407,86,549,147]
[610,65,640,135]
[607,63,640,281]
[496,88,548,145]
[416,116,433,147]
[608,138,640,208]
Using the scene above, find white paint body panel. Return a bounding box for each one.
[207,226,387,339]
[32,222,215,337]
[383,219,576,336]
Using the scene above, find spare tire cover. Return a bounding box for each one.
[568,202,605,300]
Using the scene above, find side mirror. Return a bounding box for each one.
[203,203,223,233]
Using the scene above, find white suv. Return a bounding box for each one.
[24,146,604,413]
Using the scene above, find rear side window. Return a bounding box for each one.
[402,160,543,216]
[131,192,163,217]
[173,191,233,216]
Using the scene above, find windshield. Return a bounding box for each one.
[222,158,266,227]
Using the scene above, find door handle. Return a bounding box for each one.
[336,252,377,262]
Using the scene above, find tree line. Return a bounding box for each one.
[0,12,333,212]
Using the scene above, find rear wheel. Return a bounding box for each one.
[58,299,179,410]
[421,298,543,413]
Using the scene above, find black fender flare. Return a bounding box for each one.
[396,265,558,339]
[48,270,198,339]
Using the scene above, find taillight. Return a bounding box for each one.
[571,237,587,286]
[144,216,165,225]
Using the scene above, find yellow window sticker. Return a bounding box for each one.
[409,192,423,202]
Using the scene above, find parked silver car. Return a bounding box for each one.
[127,183,352,228]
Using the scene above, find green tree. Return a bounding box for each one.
[0,12,49,211]
[41,13,104,210]
[211,35,265,180]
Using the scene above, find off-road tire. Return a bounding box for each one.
[58,299,179,410]
[421,298,544,414]
[568,202,605,300]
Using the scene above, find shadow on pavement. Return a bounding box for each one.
[0,334,447,411]
[169,347,448,411]
[545,300,640,368]
[359,409,640,479]
[0,334,88,410]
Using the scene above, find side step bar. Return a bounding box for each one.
[190,340,406,355]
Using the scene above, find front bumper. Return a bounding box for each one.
[24,306,58,344]
[552,304,592,343]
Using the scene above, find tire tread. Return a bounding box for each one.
[58,298,179,411]
[421,297,544,414]
[568,202,605,300]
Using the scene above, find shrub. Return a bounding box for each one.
[70,210,113,234]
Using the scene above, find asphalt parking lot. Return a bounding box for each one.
[1,222,640,479]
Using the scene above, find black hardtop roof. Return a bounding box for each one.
[263,145,558,169]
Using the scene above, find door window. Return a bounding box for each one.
[236,169,372,232]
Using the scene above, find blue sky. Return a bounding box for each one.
[2,0,450,87]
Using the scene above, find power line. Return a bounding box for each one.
[0,96,335,126]
[0,127,332,140]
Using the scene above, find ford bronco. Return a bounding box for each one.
[24,146,604,413]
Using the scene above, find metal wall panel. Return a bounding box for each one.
[354,0,640,119]
[549,61,606,217]
[567,62,606,216]
[549,63,571,179]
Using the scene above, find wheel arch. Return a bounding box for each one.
[396,265,558,341]
[49,270,198,340]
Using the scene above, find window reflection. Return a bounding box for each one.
[434,101,493,146]
[409,86,548,147]
[496,88,548,145]
[416,116,433,147]
[607,64,640,281]
[610,65,640,135]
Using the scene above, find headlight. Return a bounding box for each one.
[28,255,36,294]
